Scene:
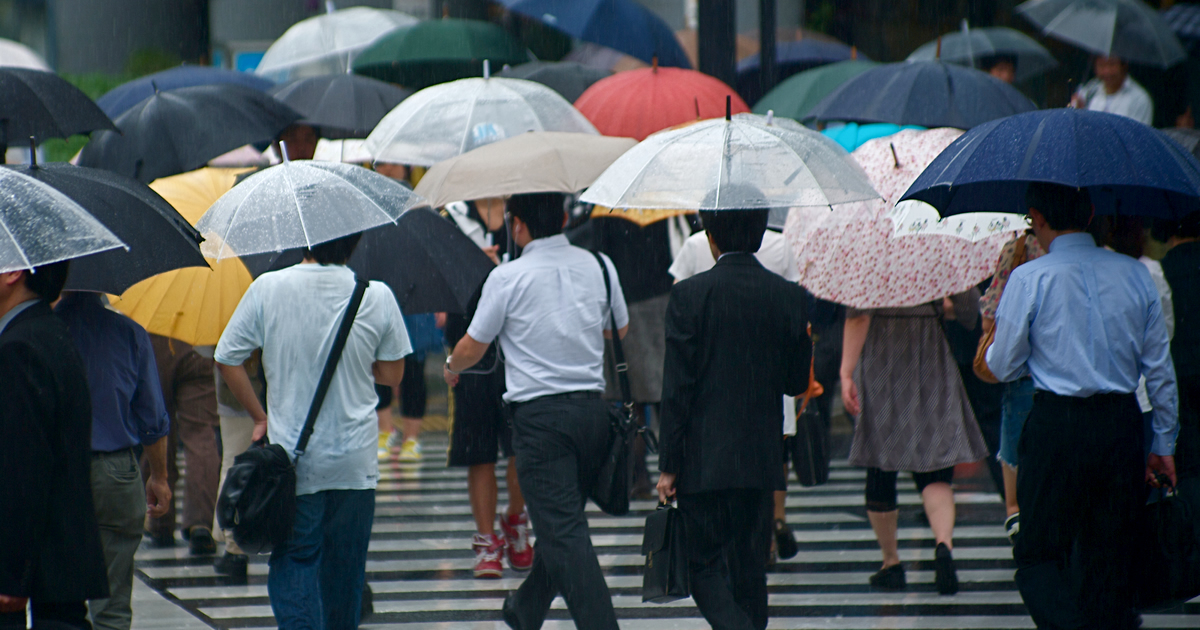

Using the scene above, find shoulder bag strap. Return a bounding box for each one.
[295,277,369,457]
[592,252,632,405]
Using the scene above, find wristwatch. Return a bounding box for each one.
[444,354,460,375]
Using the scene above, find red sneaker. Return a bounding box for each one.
[472,533,505,579]
[501,512,534,571]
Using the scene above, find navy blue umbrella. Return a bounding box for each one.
[900,108,1200,220]
[736,40,864,105]
[805,61,1037,129]
[96,66,274,118]
[500,0,691,69]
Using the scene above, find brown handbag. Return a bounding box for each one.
[973,236,1029,383]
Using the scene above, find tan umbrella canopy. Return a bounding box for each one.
[413,131,636,208]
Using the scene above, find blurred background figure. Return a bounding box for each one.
[1071,56,1153,125]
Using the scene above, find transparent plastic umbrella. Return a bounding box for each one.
[364,72,599,167]
[255,7,418,82]
[579,112,879,210]
[0,168,125,273]
[195,159,425,260]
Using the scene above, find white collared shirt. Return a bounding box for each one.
[1077,76,1154,126]
[468,234,630,403]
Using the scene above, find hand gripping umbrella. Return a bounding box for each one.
[0,68,115,154]
[78,84,302,184]
[580,110,879,211]
[900,108,1200,221]
[0,168,124,274]
[196,159,425,260]
[5,154,206,294]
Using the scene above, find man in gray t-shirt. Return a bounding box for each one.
[445,193,628,630]
[215,233,410,630]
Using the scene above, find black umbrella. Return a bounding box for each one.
[243,207,494,314]
[78,84,301,183]
[5,157,206,294]
[269,74,412,140]
[0,68,115,154]
[498,61,611,103]
[805,61,1037,129]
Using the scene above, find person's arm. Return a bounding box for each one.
[1139,270,1179,486]
[985,271,1035,382]
[443,334,490,387]
[214,281,268,437]
[218,362,269,440]
[1131,92,1154,127]
[949,288,981,331]
[142,435,172,518]
[374,359,405,387]
[656,286,700,502]
[600,253,631,340]
[839,312,870,416]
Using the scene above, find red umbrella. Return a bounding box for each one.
[574,66,749,140]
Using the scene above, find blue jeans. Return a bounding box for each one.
[999,377,1035,467]
[268,489,375,630]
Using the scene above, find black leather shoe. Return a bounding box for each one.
[869,563,905,590]
[188,526,217,556]
[774,519,798,560]
[934,543,959,595]
[213,552,248,581]
[501,594,521,630]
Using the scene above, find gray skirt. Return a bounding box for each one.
[848,304,989,472]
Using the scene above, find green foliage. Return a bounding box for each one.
[807,0,835,34]
[125,48,182,77]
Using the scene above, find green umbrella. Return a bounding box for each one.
[352,19,529,90]
[752,59,878,121]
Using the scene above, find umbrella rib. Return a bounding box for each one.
[336,170,405,224]
[283,164,313,248]
[213,167,279,259]
[0,215,34,271]
[456,81,485,157]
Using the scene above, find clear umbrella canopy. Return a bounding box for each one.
[580,112,879,210]
[1017,0,1185,68]
[0,38,49,70]
[364,75,599,167]
[196,160,425,260]
[254,7,418,82]
[0,168,124,273]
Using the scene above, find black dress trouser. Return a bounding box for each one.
[508,396,618,630]
[1013,391,1145,630]
[677,488,772,630]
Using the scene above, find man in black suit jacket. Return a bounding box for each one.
[657,209,811,630]
[0,261,109,630]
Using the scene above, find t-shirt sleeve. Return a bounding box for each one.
[372,283,412,361]
[668,234,705,280]
[603,253,631,330]
[466,272,507,344]
[214,281,264,366]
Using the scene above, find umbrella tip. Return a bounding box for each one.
[726,95,731,121]
[765,110,775,126]
[936,36,942,59]
[652,56,658,72]
[889,143,900,169]
[483,59,490,79]
[151,80,159,94]
[325,0,336,14]
[28,136,35,167]
[851,45,857,60]
[280,140,290,164]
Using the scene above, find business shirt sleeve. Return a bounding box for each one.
[132,326,170,444]
[1138,270,1179,456]
[214,282,264,367]
[371,284,412,361]
[601,253,630,330]
[658,285,698,475]
[466,273,507,344]
[1130,92,1153,126]
[986,268,1034,382]
[0,342,55,596]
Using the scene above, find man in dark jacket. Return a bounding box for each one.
[0,261,108,629]
[657,209,811,630]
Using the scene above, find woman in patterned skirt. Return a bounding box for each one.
[840,292,990,595]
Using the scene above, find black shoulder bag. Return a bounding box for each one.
[589,252,657,516]
[216,277,369,554]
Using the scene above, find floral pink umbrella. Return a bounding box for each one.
[784,127,1017,310]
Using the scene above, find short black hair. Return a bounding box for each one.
[1152,211,1200,242]
[1026,182,1093,231]
[1107,215,1146,259]
[303,232,362,265]
[24,260,70,302]
[981,54,1018,72]
[700,209,770,254]
[507,193,566,240]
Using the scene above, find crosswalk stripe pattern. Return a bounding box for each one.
[137,433,1200,629]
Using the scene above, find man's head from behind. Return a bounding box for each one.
[700,209,770,257]
[506,193,566,247]
[0,260,70,315]
[303,232,362,266]
[1026,182,1093,248]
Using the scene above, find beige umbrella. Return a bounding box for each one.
[413,131,636,208]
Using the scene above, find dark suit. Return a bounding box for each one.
[0,301,108,627]
[659,254,810,630]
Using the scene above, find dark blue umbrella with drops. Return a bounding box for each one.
[805,61,1037,129]
[499,0,691,69]
[736,40,866,105]
[96,66,274,118]
[900,108,1200,221]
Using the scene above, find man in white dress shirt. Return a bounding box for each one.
[1071,56,1154,126]
[443,192,628,630]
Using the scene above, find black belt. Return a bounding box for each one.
[1033,390,1136,406]
[510,390,602,410]
[91,446,135,458]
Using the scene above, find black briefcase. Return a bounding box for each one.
[1133,476,1200,610]
[792,403,830,487]
[642,503,690,603]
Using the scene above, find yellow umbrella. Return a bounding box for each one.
[109,167,254,346]
[590,205,695,227]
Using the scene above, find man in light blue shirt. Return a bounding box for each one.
[986,183,1177,630]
